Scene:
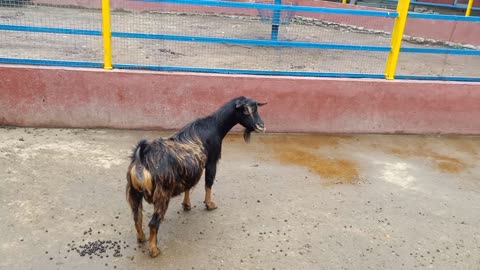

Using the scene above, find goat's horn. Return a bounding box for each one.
[257,102,268,106]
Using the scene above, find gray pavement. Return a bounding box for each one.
[1,127,479,270]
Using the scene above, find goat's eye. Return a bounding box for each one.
[243,105,256,115]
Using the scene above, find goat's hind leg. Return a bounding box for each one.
[148,190,170,258]
[127,182,146,243]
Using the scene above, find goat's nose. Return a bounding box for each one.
[256,123,266,133]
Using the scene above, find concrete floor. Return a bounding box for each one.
[0,127,479,270]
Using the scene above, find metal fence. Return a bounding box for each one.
[0,0,479,81]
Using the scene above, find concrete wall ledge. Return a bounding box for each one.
[1,65,479,134]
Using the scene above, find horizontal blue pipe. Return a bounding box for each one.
[2,57,479,82]
[112,31,392,51]
[388,0,480,11]
[408,12,480,21]
[0,57,103,68]
[113,64,480,82]
[395,74,480,82]
[0,24,389,52]
[115,63,387,78]
[3,24,478,55]
[0,57,385,78]
[401,47,480,55]
[133,0,398,17]
[0,24,101,36]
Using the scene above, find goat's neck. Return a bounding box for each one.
[212,105,238,140]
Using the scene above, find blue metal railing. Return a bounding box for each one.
[0,24,102,36]
[2,56,478,81]
[0,0,479,81]
[0,57,103,68]
[112,32,392,51]
[271,0,282,40]
[5,23,477,55]
[407,12,480,20]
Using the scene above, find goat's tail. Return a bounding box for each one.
[130,139,149,162]
[128,139,153,195]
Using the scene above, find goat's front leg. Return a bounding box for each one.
[181,189,192,211]
[204,162,218,211]
[148,191,170,258]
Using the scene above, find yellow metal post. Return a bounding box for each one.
[385,0,410,80]
[101,0,113,70]
[466,0,474,16]
[342,0,347,4]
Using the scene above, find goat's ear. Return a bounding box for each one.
[257,102,268,107]
[235,99,247,108]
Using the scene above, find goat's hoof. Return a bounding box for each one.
[149,247,161,258]
[204,201,218,211]
[182,202,192,211]
[137,235,146,243]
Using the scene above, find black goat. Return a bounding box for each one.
[126,96,267,257]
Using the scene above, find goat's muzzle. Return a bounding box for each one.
[254,124,266,133]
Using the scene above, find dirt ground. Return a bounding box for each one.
[0,5,479,77]
[1,127,479,270]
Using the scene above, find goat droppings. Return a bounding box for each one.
[68,238,129,259]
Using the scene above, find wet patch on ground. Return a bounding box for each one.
[259,135,361,185]
[388,147,469,173]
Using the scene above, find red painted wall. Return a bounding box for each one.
[1,65,479,134]
[31,0,480,45]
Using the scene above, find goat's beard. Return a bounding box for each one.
[243,128,252,143]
